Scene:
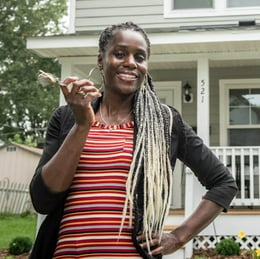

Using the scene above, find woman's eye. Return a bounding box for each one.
[135,54,145,63]
[114,51,125,59]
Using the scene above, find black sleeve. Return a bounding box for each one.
[175,113,238,211]
[29,106,73,214]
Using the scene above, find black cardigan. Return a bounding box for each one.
[29,98,237,259]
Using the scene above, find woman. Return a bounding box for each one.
[29,22,237,259]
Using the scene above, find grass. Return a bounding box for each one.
[0,212,37,249]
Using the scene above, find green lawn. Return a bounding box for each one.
[0,213,37,249]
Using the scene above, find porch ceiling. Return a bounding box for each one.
[27,28,260,69]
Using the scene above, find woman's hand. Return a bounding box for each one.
[137,231,182,256]
[137,200,223,256]
[60,77,102,127]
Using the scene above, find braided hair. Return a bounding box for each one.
[98,21,151,57]
[98,22,173,251]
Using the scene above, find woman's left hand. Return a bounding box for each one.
[137,231,182,256]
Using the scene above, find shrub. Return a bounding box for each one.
[8,236,32,255]
[215,238,240,256]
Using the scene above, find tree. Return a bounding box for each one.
[0,0,67,147]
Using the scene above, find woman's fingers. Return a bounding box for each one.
[60,77,78,98]
[137,232,180,256]
[76,85,101,100]
[70,79,94,95]
[60,78,101,101]
[137,234,161,251]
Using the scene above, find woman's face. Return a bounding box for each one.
[98,29,148,96]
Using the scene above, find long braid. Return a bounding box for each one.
[99,22,173,251]
[122,75,173,251]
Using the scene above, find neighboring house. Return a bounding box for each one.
[0,142,42,213]
[27,1,260,258]
[0,142,42,185]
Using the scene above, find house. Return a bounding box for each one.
[0,142,42,213]
[26,1,260,258]
[0,142,42,185]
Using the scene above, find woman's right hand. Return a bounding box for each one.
[60,77,102,127]
[39,77,102,193]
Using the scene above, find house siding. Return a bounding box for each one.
[0,144,41,185]
[74,0,260,32]
[75,0,165,32]
[79,0,208,32]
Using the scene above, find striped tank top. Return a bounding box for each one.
[53,121,142,259]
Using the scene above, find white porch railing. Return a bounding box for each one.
[211,146,260,207]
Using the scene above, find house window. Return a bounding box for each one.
[228,87,260,146]
[173,0,213,9]
[219,79,260,147]
[227,0,260,8]
[6,146,16,152]
[164,0,260,19]
[229,89,260,125]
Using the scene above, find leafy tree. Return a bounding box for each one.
[0,0,67,147]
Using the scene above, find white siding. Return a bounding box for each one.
[0,145,41,185]
[74,0,260,32]
[75,0,165,32]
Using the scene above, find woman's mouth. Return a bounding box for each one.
[117,73,137,81]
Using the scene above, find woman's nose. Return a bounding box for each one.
[124,54,137,68]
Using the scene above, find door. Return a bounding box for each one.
[155,81,183,208]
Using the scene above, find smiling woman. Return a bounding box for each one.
[29,21,237,259]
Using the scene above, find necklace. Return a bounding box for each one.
[99,102,132,126]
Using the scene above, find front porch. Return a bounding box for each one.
[170,145,260,259]
[211,146,260,207]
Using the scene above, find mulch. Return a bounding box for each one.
[0,249,29,259]
[192,248,254,258]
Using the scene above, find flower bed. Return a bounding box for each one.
[192,248,253,258]
[0,248,29,259]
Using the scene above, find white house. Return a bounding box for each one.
[0,142,42,185]
[0,142,42,213]
[27,0,260,258]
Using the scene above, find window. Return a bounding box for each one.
[229,89,260,125]
[6,146,16,152]
[228,88,260,146]
[227,0,260,8]
[173,0,213,9]
[219,79,260,147]
[164,0,260,19]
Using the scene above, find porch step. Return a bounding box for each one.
[168,208,260,215]
[226,208,260,215]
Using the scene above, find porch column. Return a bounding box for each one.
[184,57,210,258]
[59,61,73,106]
[197,57,209,145]
[184,167,194,259]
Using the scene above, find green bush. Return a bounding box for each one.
[8,236,32,255]
[215,238,240,256]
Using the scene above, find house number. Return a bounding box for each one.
[200,79,206,103]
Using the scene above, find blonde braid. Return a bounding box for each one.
[121,76,173,252]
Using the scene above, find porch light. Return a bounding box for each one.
[183,81,193,103]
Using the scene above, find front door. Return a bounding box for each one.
[155,81,183,208]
